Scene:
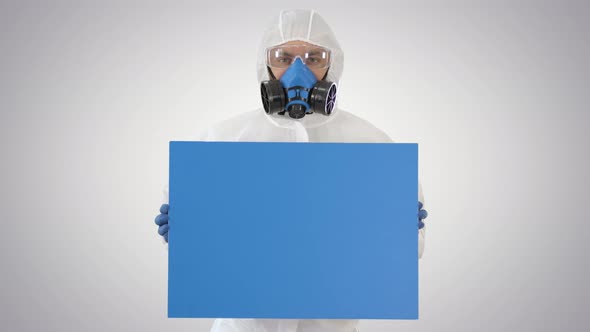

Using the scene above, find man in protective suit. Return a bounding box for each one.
[154,9,428,332]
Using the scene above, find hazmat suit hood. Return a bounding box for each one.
[256,9,344,129]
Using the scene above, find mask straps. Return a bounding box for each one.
[267,66,277,80]
[321,68,329,80]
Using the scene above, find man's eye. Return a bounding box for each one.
[306,57,323,66]
[278,57,292,63]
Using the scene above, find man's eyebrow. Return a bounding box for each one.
[307,50,326,56]
[275,50,293,57]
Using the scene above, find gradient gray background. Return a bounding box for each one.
[1,0,589,331]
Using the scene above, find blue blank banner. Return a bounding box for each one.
[168,142,418,319]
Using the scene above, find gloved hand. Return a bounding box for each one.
[154,203,169,243]
[418,201,428,229]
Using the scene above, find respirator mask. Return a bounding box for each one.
[260,43,337,119]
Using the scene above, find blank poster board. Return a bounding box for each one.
[168,141,418,319]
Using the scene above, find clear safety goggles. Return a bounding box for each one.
[266,43,332,69]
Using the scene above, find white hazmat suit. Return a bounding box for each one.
[164,9,426,332]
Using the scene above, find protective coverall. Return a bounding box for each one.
[160,8,427,332]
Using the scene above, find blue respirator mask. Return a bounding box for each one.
[261,51,337,119]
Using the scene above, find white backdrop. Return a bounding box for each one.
[1,1,589,331]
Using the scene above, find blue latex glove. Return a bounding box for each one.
[154,203,169,243]
[418,201,428,229]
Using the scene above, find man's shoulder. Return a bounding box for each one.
[213,109,261,127]
[198,109,262,141]
[329,109,395,143]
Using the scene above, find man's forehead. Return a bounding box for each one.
[272,41,327,52]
